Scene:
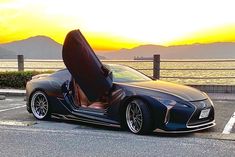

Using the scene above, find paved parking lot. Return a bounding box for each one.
[0,96,235,157]
[0,96,234,138]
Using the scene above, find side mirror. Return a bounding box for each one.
[61,80,70,94]
[101,65,110,77]
[101,65,113,80]
[107,71,113,82]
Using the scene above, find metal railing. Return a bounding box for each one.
[1,55,235,80]
[159,58,235,79]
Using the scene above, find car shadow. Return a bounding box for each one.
[49,116,123,131]
[151,132,192,137]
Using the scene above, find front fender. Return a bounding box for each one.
[137,95,167,128]
[119,95,168,129]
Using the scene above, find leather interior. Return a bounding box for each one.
[73,80,108,110]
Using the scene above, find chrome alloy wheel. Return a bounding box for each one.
[126,100,143,133]
[31,91,49,119]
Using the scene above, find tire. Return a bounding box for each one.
[125,99,152,134]
[30,91,50,120]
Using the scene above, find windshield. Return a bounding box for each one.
[107,64,152,83]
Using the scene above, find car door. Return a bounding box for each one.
[62,29,113,102]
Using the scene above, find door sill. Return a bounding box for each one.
[74,106,107,116]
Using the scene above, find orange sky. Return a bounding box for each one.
[0,0,235,51]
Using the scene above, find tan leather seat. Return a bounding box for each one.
[73,80,81,107]
[73,79,107,110]
[77,86,90,107]
[88,102,108,110]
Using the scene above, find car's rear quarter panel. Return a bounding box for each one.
[26,70,71,114]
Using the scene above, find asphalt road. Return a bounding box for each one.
[0,96,234,157]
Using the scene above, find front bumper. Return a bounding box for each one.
[154,98,215,133]
[154,120,216,133]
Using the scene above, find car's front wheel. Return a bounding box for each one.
[125,99,152,134]
[30,91,50,120]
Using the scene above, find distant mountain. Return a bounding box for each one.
[0,36,106,59]
[0,47,16,59]
[97,42,235,59]
[1,36,235,60]
[0,36,62,59]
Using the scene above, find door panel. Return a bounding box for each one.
[62,30,112,102]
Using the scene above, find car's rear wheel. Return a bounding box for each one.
[125,99,152,134]
[31,91,50,120]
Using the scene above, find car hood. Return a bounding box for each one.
[125,80,207,101]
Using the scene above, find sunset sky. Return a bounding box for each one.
[0,0,235,51]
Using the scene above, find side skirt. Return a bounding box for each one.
[52,113,120,128]
[57,98,120,127]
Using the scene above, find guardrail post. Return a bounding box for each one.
[153,54,160,79]
[17,55,24,71]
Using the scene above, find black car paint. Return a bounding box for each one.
[26,68,215,132]
[62,30,113,102]
[27,29,215,132]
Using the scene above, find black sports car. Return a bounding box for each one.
[26,30,215,134]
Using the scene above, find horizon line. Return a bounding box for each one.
[1,35,235,52]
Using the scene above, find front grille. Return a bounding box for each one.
[187,99,214,126]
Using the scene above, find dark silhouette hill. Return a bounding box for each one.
[0,47,16,59]
[1,35,234,59]
[0,36,62,59]
[0,36,106,59]
[97,42,235,59]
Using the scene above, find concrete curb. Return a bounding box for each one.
[0,89,26,97]
[190,85,235,94]
[194,132,235,141]
[207,93,235,101]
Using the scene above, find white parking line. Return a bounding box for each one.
[0,120,35,126]
[222,112,235,134]
[5,99,14,101]
[0,105,26,113]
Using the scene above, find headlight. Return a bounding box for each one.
[155,97,190,108]
[156,98,177,107]
[207,97,214,107]
[202,92,214,107]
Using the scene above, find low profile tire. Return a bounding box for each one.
[125,99,152,134]
[30,91,50,120]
